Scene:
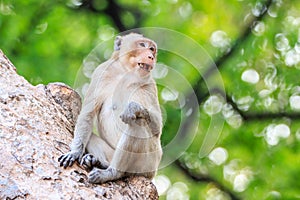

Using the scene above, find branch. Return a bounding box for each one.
[222,90,300,120]
[103,0,127,32]
[75,0,143,32]
[188,0,300,122]
[176,161,240,200]
[191,0,274,117]
[192,0,273,99]
[202,0,273,79]
[243,112,300,120]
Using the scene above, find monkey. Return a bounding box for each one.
[58,33,162,184]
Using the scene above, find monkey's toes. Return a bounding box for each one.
[88,168,103,184]
[80,154,98,171]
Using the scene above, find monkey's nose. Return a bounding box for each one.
[148,54,154,60]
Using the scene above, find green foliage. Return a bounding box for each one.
[1,0,300,199]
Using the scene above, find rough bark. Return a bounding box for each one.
[0,50,158,200]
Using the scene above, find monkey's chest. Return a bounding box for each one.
[98,99,127,144]
[97,84,144,147]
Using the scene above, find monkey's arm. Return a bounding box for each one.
[134,87,162,136]
[58,94,99,168]
[146,108,162,136]
[59,66,105,168]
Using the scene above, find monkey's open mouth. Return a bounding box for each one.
[138,63,153,72]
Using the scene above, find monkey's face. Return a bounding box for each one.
[117,34,157,77]
[134,42,156,72]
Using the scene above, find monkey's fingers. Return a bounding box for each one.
[59,153,75,168]
[58,154,67,167]
[135,118,148,126]
[137,109,150,119]
[58,154,64,162]
[120,113,136,124]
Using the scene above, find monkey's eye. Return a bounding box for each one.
[139,42,146,47]
[149,46,155,52]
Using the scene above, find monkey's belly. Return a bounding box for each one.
[97,101,125,150]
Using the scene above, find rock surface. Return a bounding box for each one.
[0,50,158,199]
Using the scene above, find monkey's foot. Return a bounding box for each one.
[80,154,109,171]
[88,167,122,184]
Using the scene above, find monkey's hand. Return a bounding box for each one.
[58,150,83,169]
[120,102,151,126]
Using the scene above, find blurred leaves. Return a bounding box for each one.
[1,0,300,199]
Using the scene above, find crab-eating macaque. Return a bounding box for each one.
[58,33,162,184]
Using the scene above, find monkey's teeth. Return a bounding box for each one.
[138,63,152,72]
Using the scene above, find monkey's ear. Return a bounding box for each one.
[114,36,122,51]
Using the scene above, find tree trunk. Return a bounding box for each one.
[0,50,158,200]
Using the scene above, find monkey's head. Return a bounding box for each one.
[113,33,157,77]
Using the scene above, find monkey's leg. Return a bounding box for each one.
[81,134,111,170]
[87,133,133,184]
